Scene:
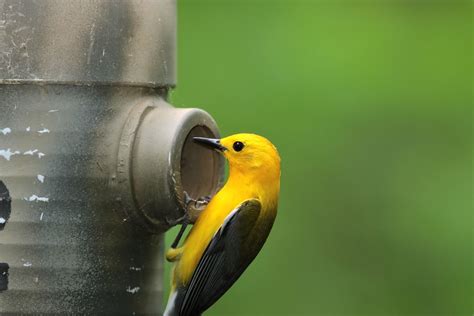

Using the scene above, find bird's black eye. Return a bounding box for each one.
[233,141,244,152]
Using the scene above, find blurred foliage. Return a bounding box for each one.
[165,1,472,315]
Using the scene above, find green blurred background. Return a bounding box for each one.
[165,1,472,315]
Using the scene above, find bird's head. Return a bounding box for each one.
[193,133,280,180]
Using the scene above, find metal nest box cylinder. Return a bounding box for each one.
[0,0,224,314]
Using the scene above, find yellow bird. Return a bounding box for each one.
[164,133,281,316]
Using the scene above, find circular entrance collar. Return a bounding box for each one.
[115,98,224,233]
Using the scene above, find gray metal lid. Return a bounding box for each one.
[0,0,176,87]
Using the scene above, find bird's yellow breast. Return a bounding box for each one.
[174,185,250,286]
[173,171,279,286]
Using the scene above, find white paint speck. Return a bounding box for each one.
[126,286,140,294]
[48,109,59,113]
[26,126,31,131]
[37,174,45,183]
[25,195,49,202]
[24,150,45,159]
[0,217,6,224]
[0,128,11,135]
[24,149,38,155]
[0,148,21,160]
[21,259,32,267]
[129,267,142,271]
[34,277,39,283]
[38,128,50,134]
[40,212,44,221]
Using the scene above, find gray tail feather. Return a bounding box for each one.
[164,290,179,316]
[164,288,202,316]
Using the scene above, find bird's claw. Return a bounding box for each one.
[200,195,212,203]
[169,192,212,249]
[183,191,194,205]
[167,191,211,227]
[182,191,211,224]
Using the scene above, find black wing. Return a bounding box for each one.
[179,199,262,316]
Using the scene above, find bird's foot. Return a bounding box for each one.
[165,192,210,227]
[168,191,212,249]
[182,191,211,224]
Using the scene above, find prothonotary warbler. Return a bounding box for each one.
[164,133,281,316]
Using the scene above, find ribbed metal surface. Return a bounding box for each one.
[0,85,165,314]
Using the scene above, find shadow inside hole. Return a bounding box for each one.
[180,126,223,201]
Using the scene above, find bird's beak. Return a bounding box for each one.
[193,137,227,152]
